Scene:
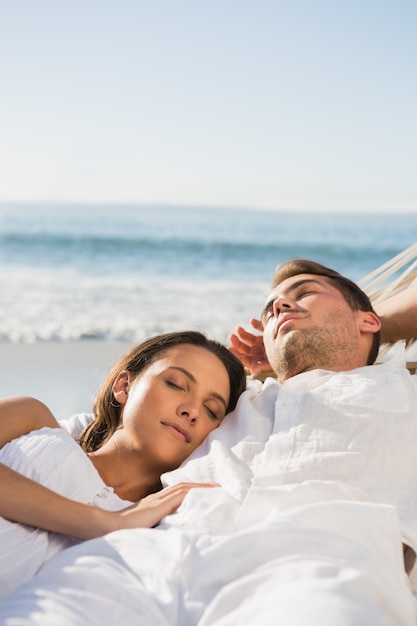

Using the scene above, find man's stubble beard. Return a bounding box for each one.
[269,309,358,381]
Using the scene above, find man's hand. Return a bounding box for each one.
[229,318,272,375]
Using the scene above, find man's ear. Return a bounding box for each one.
[358,311,382,335]
[112,371,131,405]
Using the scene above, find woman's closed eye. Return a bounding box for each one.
[166,379,186,391]
[204,404,223,422]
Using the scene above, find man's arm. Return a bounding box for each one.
[374,286,417,344]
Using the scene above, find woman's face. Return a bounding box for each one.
[113,344,231,471]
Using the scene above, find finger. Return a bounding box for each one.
[250,318,264,332]
[163,482,220,494]
[229,349,252,369]
[141,483,220,522]
[229,347,254,368]
[234,326,259,347]
[152,482,220,504]
[229,334,252,356]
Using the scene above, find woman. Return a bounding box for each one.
[0,331,246,599]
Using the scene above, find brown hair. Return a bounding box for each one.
[78,331,246,452]
[272,259,380,365]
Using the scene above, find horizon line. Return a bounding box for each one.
[0,199,416,216]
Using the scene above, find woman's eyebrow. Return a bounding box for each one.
[168,366,197,384]
[167,367,227,409]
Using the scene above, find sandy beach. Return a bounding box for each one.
[0,340,135,420]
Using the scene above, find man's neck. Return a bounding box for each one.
[277,357,369,383]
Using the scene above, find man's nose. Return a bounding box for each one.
[273,296,293,316]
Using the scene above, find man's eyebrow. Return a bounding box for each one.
[262,278,324,318]
[282,278,324,294]
[168,367,227,409]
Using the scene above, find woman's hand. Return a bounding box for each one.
[229,319,272,375]
[115,482,220,530]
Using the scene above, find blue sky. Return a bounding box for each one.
[0,1,416,212]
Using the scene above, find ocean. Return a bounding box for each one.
[1,204,416,346]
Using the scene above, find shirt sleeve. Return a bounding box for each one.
[59,413,94,439]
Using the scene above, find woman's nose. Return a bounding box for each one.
[178,404,199,423]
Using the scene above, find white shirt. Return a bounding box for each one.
[163,345,417,554]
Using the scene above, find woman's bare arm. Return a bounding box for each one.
[0,396,59,448]
[0,464,216,540]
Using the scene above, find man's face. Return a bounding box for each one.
[261,274,362,381]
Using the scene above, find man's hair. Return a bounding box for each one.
[272,259,380,365]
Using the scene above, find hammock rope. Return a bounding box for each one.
[358,242,417,303]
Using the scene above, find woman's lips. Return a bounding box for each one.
[161,421,191,443]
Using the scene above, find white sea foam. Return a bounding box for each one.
[0,265,267,343]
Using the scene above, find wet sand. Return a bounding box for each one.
[0,340,134,420]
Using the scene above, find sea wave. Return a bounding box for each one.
[1,204,416,344]
[0,230,405,281]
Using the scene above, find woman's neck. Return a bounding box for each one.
[87,446,162,502]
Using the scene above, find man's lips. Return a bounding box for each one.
[161,421,191,443]
[274,314,303,338]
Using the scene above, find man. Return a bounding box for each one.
[246,258,381,380]
[230,259,417,378]
[1,259,417,625]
